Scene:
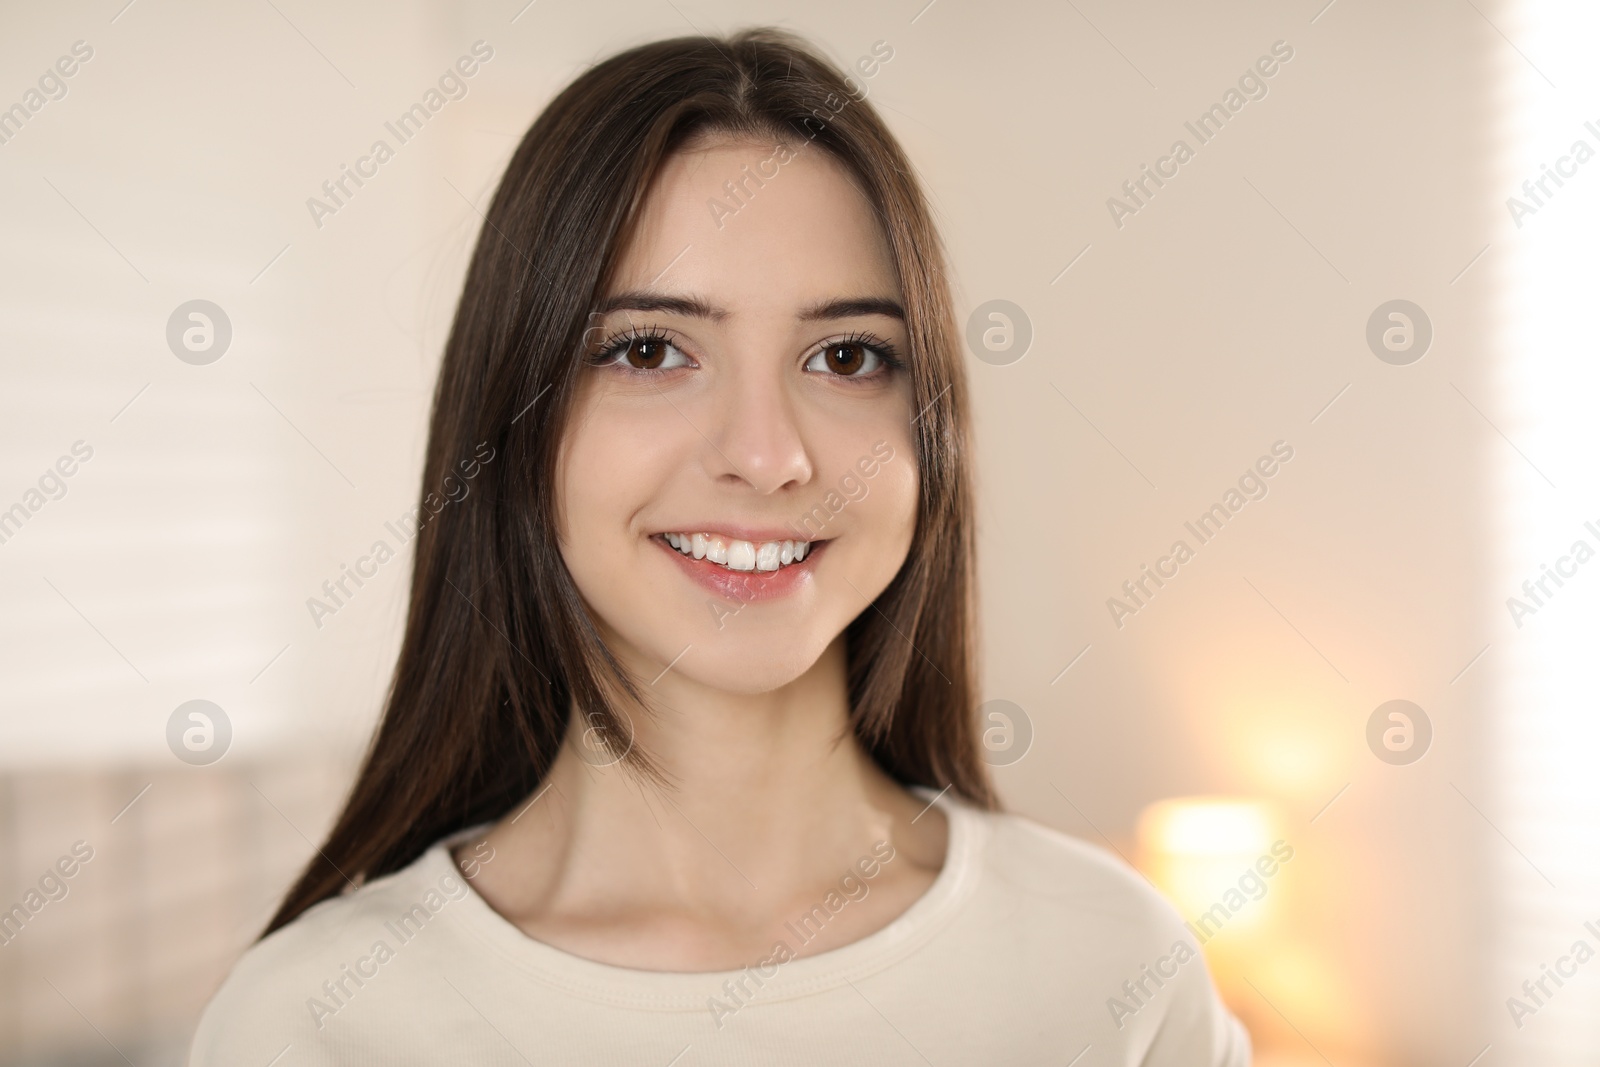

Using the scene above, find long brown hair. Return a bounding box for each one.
[265,27,993,937]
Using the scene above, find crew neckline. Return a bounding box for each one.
[429,784,986,1010]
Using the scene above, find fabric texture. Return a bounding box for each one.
[190,788,1250,1066]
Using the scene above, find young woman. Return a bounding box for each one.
[192,29,1248,1065]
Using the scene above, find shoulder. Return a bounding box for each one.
[188,846,463,1066]
[946,800,1194,973]
[971,804,1177,928]
[956,803,1251,1067]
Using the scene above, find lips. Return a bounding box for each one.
[652,531,827,604]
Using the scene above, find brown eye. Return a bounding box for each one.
[805,340,887,377]
[596,333,691,372]
[626,337,668,369]
[822,343,868,375]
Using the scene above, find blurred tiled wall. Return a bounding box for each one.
[0,756,357,1066]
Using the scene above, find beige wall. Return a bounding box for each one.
[3,0,1589,1063]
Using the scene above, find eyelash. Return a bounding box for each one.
[587,326,906,381]
[587,326,692,375]
[830,332,906,377]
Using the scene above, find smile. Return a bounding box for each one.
[661,531,813,572]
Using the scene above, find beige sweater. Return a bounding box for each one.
[190,789,1250,1065]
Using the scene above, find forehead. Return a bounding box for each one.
[608,138,900,312]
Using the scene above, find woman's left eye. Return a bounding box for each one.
[805,341,886,377]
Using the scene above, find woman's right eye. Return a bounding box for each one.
[597,334,694,372]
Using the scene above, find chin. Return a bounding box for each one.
[614,595,846,695]
[670,640,832,696]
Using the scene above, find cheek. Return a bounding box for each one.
[871,452,919,553]
[823,431,917,554]
[556,395,678,584]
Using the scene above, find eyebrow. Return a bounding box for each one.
[797,297,904,322]
[597,292,727,321]
[596,291,905,323]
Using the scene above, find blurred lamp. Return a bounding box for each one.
[1137,796,1280,936]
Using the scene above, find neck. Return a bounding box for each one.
[483,634,940,906]
[550,636,899,880]
[464,634,951,971]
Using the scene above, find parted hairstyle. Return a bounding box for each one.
[266,27,993,937]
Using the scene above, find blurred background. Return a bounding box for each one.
[2,0,1596,1063]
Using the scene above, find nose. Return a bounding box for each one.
[702,357,813,494]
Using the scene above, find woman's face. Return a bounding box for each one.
[557,137,919,695]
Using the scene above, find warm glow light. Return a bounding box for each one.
[1137,796,1283,940]
[1138,797,1300,1054]
[1138,797,1275,858]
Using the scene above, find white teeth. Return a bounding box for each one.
[726,540,757,571]
[662,533,813,572]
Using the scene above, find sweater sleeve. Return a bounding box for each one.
[1136,953,1252,1067]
